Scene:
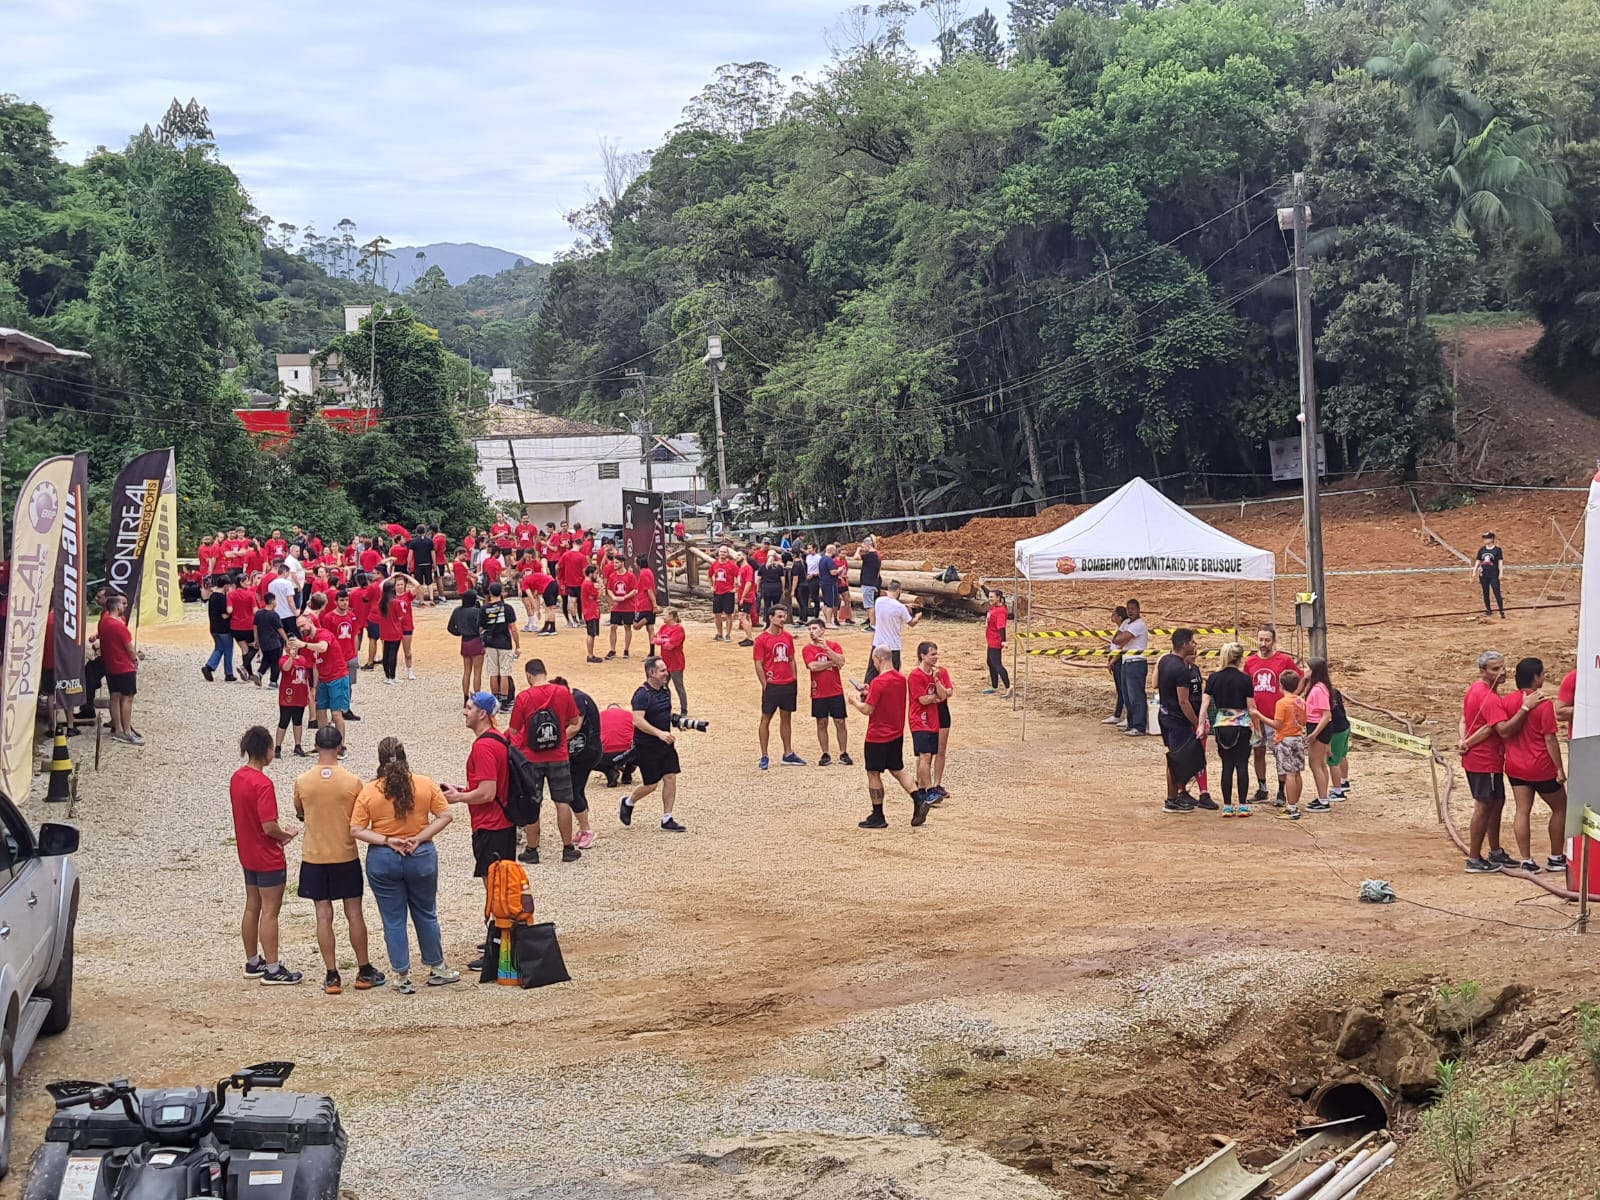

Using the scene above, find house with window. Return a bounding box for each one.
[471,406,706,528]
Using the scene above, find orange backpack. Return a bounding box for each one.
[483,858,534,928]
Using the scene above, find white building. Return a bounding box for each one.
[273,306,374,405]
[472,406,707,528]
[488,367,522,403]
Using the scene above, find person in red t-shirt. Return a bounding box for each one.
[735,554,758,646]
[490,519,514,553]
[580,565,603,663]
[752,605,803,768]
[803,617,850,765]
[515,520,538,554]
[231,726,302,985]
[322,590,363,721]
[652,608,689,713]
[432,530,447,597]
[906,641,947,797]
[98,594,142,744]
[443,694,516,933]
[606,562,639,660]
[847,647,931,829]
[557,544,588,628]
[1457,650,1513,871]
[359,540,381,574]
[295,612,349,749]
[1492,656,1567,873]
[450,552,473,600]
[226,577,261,682]
[507,660,583,863]
[198,534,220,580]
[633,556,657,634]
[1244,626,1297,805]
[983,589,1012,697]
[709,547,739,642]
[276,638,316,758]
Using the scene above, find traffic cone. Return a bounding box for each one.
[44,725,73,804]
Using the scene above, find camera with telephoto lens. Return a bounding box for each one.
[670,714,709,732]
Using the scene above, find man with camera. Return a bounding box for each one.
[754,604,805,770]
[620,656,687,832]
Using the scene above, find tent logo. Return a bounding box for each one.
[1055,556,1078,576]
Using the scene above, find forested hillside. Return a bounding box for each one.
[527,0,1594,520]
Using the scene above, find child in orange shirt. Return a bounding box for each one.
[1262,668,1307,820]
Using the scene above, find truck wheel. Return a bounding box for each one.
[0,1027,16,1178]
[38,913,74,1036]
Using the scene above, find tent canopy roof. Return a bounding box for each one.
[1012,476,1275,582]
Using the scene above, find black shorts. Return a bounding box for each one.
[472,826,518,878]
[231,629,254,644]
[812,695,846,720]
[542,582,560,606]
[712,592,736,615]
[820,582,840,607]
[938,702,951,730]
[863,738,904,774]
[610,611,635,626]
[1466,771,1506,805]
[566,584,584,598]
[1508,775,1564,796]
[762,682,798,714]
[107,671,137,697]
[740,600,756,617]
[367,621,381,640]
[636,609,657,628]
[242,866,287,889]
[1160,715,1196,753]
[634,739,681,785]
[277,704,305,730]
[416,563,435,585]
[298,858,363,901]
[585,618,601,637]
[912,730,940,757]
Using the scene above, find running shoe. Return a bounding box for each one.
[1221,805,1235,817]
[738,639,754,648]
[618,797,634,826]
[344,711,361,721]
[982,688,997,695]
[859,811,887,829]
[275,747,283,760]
[1329,788,1348,802]
[1305,799,1333,813]
[260,964,304,986]
[1100,715,1120,724]
[818,754,833,766]
[1162,797,1194,813]
[910,794,931,827]
[243,957,266,978]
[1488,848,1515,866]
[202,665,214,682]
[254,673,264,689]
[394,973,415,994]
[354,965,386,990]
[466,958,485,972]
[605,650,616,660]
[1464,858,1502,874]
[660,817,686,832]
[427,966,462,986]
[293,746,309,757]
[561,844,581,862]
[839,752,854,766]
[780,752,806,766]
[925,788,946,804]
[1277,807,1301,821]
[406,668,415,680]
[1254,786,1268,803]
[1547,854,1570,873]
[1125,728,1147,737]
[1192,793,1220,811]
[758,755,770,771]
[324,971,342,995]
[586,656,604,663]
[576,831,596,849]
[1237,804,1252,817]
[1520,859,1540,872]
[519,847,540,864]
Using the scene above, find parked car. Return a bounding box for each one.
[0,798,79,1177]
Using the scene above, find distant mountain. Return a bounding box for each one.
[381,242,534,288]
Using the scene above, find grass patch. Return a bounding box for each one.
[1429,310,1533,333]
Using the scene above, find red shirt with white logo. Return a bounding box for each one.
[1244,651,1296,720]
[609,570,637,614]
[863,670,907,743]
[907,667,940,733]
[710,561,738,594]
[321,609,360,661]
[279,650,315,707]
[754,629,797,685]
[803,641,844,699]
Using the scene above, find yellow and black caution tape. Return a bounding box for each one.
[1583,805,1600,841]
[1347,717,1433,757]
[1019,625,1238,640]
[1025,647,1222,659]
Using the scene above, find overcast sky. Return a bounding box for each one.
[10,0,927,261]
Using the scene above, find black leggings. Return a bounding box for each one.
[986,646,1010,689]
[382,639,401,680]
[1217,731,1252,806]
[1480,575,1503,615]
[569,757,598,814]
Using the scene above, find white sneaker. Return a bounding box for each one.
[1101,716,1120,725]
[406,669,415,680]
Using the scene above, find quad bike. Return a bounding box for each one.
[23,1061,344,1200]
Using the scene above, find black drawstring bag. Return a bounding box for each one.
[480,922,572,988]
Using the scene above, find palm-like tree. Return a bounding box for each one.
[1439,119,1567,248]
[1365,0,1489,149]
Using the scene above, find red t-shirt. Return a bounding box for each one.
[581,579,601,621]
[906,667,941,733]
[864,670,907,743]
[1501,691,1558,781]
[264,538,287,561]
[279,650,314,707]
[710,561,738,594]
[199,545,220,577]
[359,548,380,573]
[384,523,409,542]
[230,766,285,872]
[483,556,504,584]
[558,548,588,587]
[228,588,258,632]
[635,568,656,612]
[609,570,637,614]
[451,560,472,595]
[376,595,405,642]
[98,614,137,676]
[321,609,360,661]
[433,532,447,563]
[509,682,579,762]
[1244,652,1297,720]
[1461,680,1506,773]
[985,605,1007,650]
[654,622,686,671]
[1560,669,1577,738]
[312,625,348,681]
[736,563,756,604]
[490,522,514,549]
[600,707,632,754]
[515,523,538,549]
[349,583,374,629]
[466,734,512,831]
[803,641,843,699]
[754,629,797,685]
[397,593,415,633]
[245,548,264,575]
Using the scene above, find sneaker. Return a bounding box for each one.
[605,651,616,660]
[344,711,361,722]
[354,965,386,990]
[859,810,888,829]
[243,957,266,978]
[128,732,146,746]
[427,966,461,986]
[260,964,303,986]
[1277,807,1301,821]
[1125,728,1147,737]
[758,755,770,771]
[519,847,540,864]
[406,669,416,681]
[586,656,604,663]
[275,747,283,760]
[324,971,343,995]
[1100,715,1120,725]
[1488,848,1515,866]
[1163,797,1194,813]
[1329,787,1348,802]
[1254,786,1268,803]
[910,794,931,827]
[1221,804,1235,817]
[338,748,349,762]
[818,754,833,766]
[293,746,308,757]
[467,958,485,972]
[618,798,634,826]
[1547,854,1569,873]
[361,662,377,671]
[394,973,415,994]
[982,688,997,695]
[224,675,237,683]
[1520,859,1540,873]
[1272,795,1287,809]
[737,639,754,648]
[623,651,630,658]
[1237,804,1252,817]
[1305,799,1333,813]
[201,665,215,682]
[1192,792,1219,811]
[561,844,581,862]
[781,752,806,766]
[660,817,686,832]
[254,673,264,689]
[576,830,596,849]
[1116,721,1129,731]
[925,788,946,804]
[1465,858,1503,874]
[839,752,854,766]
[110,731,135,745]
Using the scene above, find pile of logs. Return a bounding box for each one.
[666,545,987,617]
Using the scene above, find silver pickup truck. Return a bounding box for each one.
[0,796,78,1178]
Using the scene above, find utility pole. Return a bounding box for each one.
[625,367,653,491]
[1282,171,1327,659]
[503,438,527,511]
[704,321,729,496]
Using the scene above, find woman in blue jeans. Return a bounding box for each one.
[350,737,461,993]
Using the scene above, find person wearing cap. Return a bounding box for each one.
[1474,532,1505,619]
[443,692,519,901]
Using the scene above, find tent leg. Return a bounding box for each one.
[1011,575,1020,714]
[1233,582,1239,639]
[1021,576,1032,741]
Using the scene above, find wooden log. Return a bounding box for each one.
[847,556,932,573]
[843,568,974,599]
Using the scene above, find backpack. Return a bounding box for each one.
[483,857,535,928]
[476,732,542,825]
[568,690,601,764]
[529,702,562,753]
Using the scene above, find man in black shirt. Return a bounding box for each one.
[201,575,237,681]
[858,536,883,631]
[478,582,520,707]
[758,553,787,622]
[1474,531,1505,619]
[1156,629,1213,812]
[621,656,686,832]
[408,526,437,605]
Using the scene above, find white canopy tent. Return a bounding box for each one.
[1010,477,1277,736]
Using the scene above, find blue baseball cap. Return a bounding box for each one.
[470,690,498,717]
